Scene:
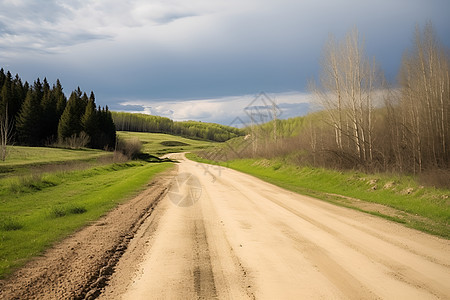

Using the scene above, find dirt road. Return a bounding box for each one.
[102,154,450,299]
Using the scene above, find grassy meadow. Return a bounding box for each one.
[1,146,108,166]
[117,131,216,155]
[0,146,110,175]
[187,153,450,239]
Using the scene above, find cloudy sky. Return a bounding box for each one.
[1,0,449,125]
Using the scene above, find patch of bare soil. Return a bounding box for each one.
[0,167,176,300]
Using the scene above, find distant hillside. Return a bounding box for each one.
[111,112,244,142]
[255,112,325,139]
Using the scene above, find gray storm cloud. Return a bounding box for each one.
[0,0,448,123]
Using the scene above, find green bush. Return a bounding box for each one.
[50,205,87,218]
[68,206,87,214]
[50,206,67,218]
[160,141,189,147]
[8,173,57,193]
[0,217,23,231]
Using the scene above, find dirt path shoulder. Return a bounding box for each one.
[0,166,176,300]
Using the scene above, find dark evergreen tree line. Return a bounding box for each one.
[0,69,116,149]
[112,111,243,142]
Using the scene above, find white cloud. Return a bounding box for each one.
[117,91,312,125]
[0,0,323,57]
[0,0,241,56]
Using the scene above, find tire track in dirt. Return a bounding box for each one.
[199,184,255,300]
[192,218,217,299]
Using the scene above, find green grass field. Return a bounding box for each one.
[1,146,109,170]
[187,153,450,239]
[117,131,216,155]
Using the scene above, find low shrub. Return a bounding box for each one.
[0,217,23,231]
[68,206,87,214]
[160,141,189,147]
[50,206,67,218]
[58,132,90,149]
[8,173,56,193]
[112,151,129,163]
[116,137,142,159]
[419,169,450,189]
[50,205,88,218]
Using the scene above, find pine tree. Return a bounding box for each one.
[33,78,43,104]
[16,90,42,145]
[41,79,58,141]
[81,94,99,147]
[104,106,116,148]
[0,81,11,117]
[0,72,12,117]
[58,91,85,141]
[80,92,89,120]
[0,68,5,88]
[96,106,116,149]
[11,74,25,120]
[54,79,67,118]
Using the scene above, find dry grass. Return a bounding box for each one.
[116,137,142,159]
[419,169,450,189]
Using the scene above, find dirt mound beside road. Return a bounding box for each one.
[0,167,176,300]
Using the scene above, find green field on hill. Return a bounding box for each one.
[117,131,216,155]
[1,146,109,167]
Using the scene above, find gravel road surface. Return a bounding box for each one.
[102,154,450,299]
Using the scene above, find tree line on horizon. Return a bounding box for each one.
[112,111,243,142]
[0,71,116,152]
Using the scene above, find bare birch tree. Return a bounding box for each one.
[0,105,14,161]
[398,22,450,172]
[310,28,381,167]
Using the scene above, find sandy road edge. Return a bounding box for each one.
[0,165,177,300]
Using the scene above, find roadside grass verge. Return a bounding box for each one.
[0,161,173,279]
[186,153,450,239]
